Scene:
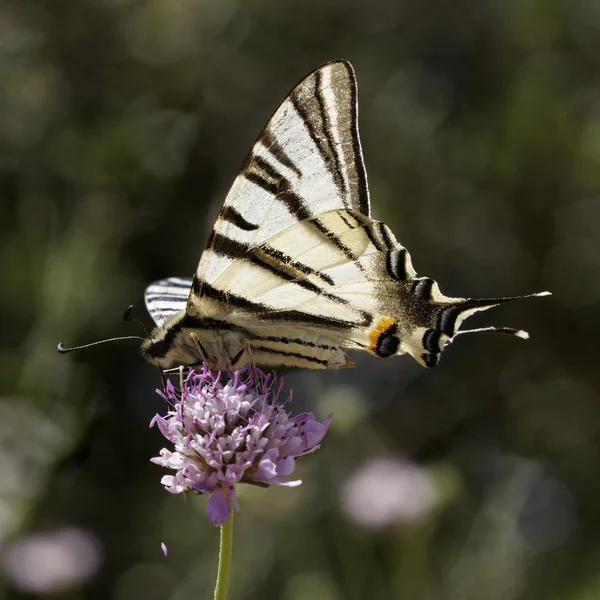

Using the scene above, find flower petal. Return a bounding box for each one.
[275,479,302,487]
[295,413,333,449]
[254,457,278,482]
[206,487,233,526]
[161,474,186,494]
[276,456,296,477]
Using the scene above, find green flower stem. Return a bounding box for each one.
[214,507,234,600]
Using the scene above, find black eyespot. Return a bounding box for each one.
[376,333,399,358]
[148,338,170,358]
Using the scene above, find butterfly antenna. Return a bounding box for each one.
[57,336,144,354]
[123,304,150,336]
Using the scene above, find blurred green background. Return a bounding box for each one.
[1,0,599,598]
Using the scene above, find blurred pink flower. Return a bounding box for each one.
[3,528,102,594]
[341,457,439,528]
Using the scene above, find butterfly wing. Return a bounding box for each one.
[145,277,192,327]
[193,60,369,292]
[190,207,541,369]
[142,61,546,371]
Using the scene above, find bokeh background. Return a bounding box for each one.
[1,0,599,598]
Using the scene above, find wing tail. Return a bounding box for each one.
[387,290,551,368]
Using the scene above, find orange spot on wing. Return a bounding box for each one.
[368,316,396,352]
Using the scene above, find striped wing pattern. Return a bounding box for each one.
[145,277,192,327]
[142,60,546,372]
[187,207,527,369]
[195,61,369,289]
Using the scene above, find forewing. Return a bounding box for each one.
[195,60,370,290]
[145,277,192,327]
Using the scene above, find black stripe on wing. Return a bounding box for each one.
[314,69,347,195]
[289,92,340,194]
[207,232,347,303]
[220,206,260,231]
[260,129,302,178]
[243,154,364,269]
[193,279,373,329]
[260,245,335,285]
[311,215,366,271]
[251,346,330,367]
[344,61,370,216]
[245,173,278,196]
[251,334,338,350]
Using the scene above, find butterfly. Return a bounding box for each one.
[141,61,548,372]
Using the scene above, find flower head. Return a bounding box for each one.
[151,364,332,525]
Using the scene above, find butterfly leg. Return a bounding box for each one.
[224,342,257,378]
[189,332,210,366]
[243,344,269,395]
[244,343,256,369]
[174,365,193,407]
[158,368,169,396]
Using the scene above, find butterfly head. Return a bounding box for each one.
[141,334,171,365]
[140,329,175,369]
[140,312,191,369]
[141,312,211,370]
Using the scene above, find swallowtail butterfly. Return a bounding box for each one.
[141,61,548,372]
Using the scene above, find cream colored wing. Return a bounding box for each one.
[190,209,545,368]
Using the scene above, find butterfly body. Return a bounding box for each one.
[142,61,547,372]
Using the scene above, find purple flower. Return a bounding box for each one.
[150,364,333,526]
